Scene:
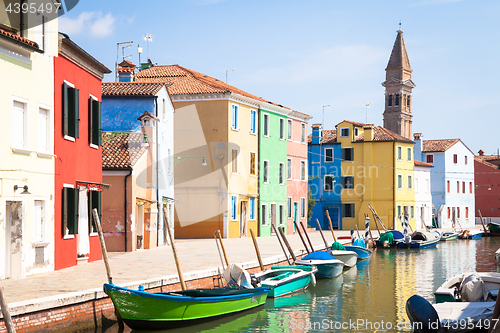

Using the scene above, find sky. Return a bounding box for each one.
[58,0,500,155]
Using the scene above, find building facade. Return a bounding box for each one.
[474,151,500,223]
[414,160,433,229]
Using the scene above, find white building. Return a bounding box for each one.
[414,160,433,229]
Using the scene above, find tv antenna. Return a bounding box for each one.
[143,34,153,60]
[115,41,133,82]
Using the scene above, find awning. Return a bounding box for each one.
[76,180,111,191]
[136,197,157,208]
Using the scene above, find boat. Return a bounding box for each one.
[103,283,269,330]
[398,230,441,248]
[458,230,484,239]
[487,222,500,236]
[343,238,372,260]
[406,294,495,333]
[434,272,500,303]
[295,251,344,279]
[375,230,405,248]
[496,248,500,265]
[440,231,459,241]
[327,249,358,267]
[253,266,317,298]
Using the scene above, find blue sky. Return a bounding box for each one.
[59,0,500,155]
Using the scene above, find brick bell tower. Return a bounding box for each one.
[382,29,416,140]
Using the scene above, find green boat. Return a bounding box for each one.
[440,231,459,241]
[488,222,500,236]
[103,283,269,330]
[253,266,317,298]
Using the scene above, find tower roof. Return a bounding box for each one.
[386,29,412,73]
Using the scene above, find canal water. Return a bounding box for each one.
[90,236,500,333]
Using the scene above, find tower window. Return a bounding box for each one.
[407,95,411,107]
[388,95,393,107]
[395,94,400,106]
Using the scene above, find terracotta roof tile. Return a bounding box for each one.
[422,139,460,152]
[117,67,135,73]
[414,160,433,167]
[102,132,147,169]
[353,126,414,143]
[118,60,136,68]
[102,82,166,96]
[307,129,337,144]
[474,155,500,170]
[0,28,38,49]
[342,120,366,127]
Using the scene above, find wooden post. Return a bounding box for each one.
[278,227,297,262]
[489,290,500,333]
[250,229,264,271]
[300,222,315,252]
[478,210,489,235]
[163,208,187,291]
[325,210,337,242]
[294,221,310,254]
[316,219,329,249]
[272,224,291,265]
[93,208,113,284]
[0,281,15,333]
[216,230,229,267]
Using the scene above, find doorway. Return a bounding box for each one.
[136,204,144,250]
[240,201,247,237]
[5,201,22,279]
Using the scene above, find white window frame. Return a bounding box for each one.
[407,147,412,161]
[279,162,284,185]
[261,204,268,226]
[12,96,29,152]
[341,147,354,162]
[325,148,334,162]
[231,104,239,131]
[231,149,238,174]
[250,109,257,135]
[62,183,75,239]
[287,197,292,218]
[300,160,306,181]
[279,204,285,225]
[354,127,359,137]
[300,197,306,218]
[340,127,350,137]
[33,199,46,243]
[279,118,285,140]
[287,158,292,180]
[342,203,355,218]
[397,205,402,219]
[249,151,256,176]
[231,195,238,221]
[37,104,52,156]
[287,119,293,140]
[301,123,306,143]
[408,175,413,190]
[263,160,269,183]
[324,174,335,191]
[263,113,270,137]
[89,94,99,150]
[410,205,414,219]
[63,80,77,142]
[397,146,403,161]
[397,174,403,189]
[342,175,354,189]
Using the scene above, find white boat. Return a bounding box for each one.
[407,294,495,333]
[434,272,500,303]
[295,251,344,279]
[398,230,441,248]
[327,249,358,267]
[495,248,500,264]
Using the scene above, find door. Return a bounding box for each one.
[420,207,425,229]
[6,201,22,279]
[325,207,340,229]
[271,204,277,232]
[136,204,144,249]
[452,207,456,227]
[240,201,247,237]
[293,202,298,223]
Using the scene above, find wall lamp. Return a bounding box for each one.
[14,185,30,194]
[141,133,149,147]
[174,156,207,166]
[475,184,492,190]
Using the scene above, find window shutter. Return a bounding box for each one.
[88,98,93,145]
[341,177,345,188]
[63,83,69,136]
[63,187,68,235]
[72,187,79,234]
[97,101,102,145]
[341,149,345,161]
[74,88,80,138]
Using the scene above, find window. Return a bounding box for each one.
[457,207,460,218]
[300,198,306,218]
[231,196,237,220]
[397,146,402,160]
[447,181,450,193]
[231,105,238,130]
[162,98,166,119]
[250,110,256,134]
[249,152,256,175]
[263,160,269,183]
[89,96,102,147]
[388,95,393,106]
[279,118,285,140]
[426,179,430,193]
[287,120,292,140]
[62,186,79,236]
[410,206,414,219]
[231,149,238,173]
[465,156,468,165]
[261,204,267,225]
[249,197,255,220]
[341,148,353,161]
[462,181,465,193]
[408,175,413,190]
[342,203,355,218]
[397,175,403,189]
[466,207,469,219]
[325,148,333,162]
[457,181,459,193]
[279,205,285,225]
[263,114,269,136]
[279,162,284,184]
[287,197,292,218]
[63,82,79,139]
[35,13,48,52]
[395,94,400,106]
[12,100,28,150]
[407,95,411,107]
[354,127,359,137]
[341,176,354,189]
[300,161,306,180]
[34,200,45,242]
[38,108,49,153]
[453,154,458,164]
[340,128,349,137]
[287,159,292,179]
[469,182,472,193]
[426,154,434,163]
[301,123,306,143]
[447,207,450,219]
[324,175,334,191]
[407,147,412,161]
[397,205,402,219]
[88,190,101,234]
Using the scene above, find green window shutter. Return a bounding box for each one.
[63,83,69,136]
[341,177,345,188]
[97,101,102,146]
[72,187,79,234]
[341,149,345,161]
[74,88,79,139]
[88,98,93,145]
[62,187,68,235]
[89,190,101,233]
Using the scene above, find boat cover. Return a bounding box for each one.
[331,242,345,250]
[379,232,395,244]
[461,274,489,302]
[302,251,336,260]
[353,238,365,248]
[434,301,495,333]
[222,264,253,289]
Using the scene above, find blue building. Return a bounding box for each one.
[308,124,343,230]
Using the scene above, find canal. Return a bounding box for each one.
[88,236,500,333]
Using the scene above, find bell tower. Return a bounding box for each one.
[382,29,416,140]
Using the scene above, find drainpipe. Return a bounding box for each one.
[154,97,161,247]
[124,169,132,252]
[20,0,26,37]
[393,141,396,230]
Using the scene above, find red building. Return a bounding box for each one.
[54,33,111,270]
[474,150,500,221]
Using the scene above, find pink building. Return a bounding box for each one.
[286,112,312,234]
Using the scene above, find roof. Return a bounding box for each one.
[341,120,366,127]
[102,132,147,169]
[422,139,460,153]
[386,29,412,72]
[0,28,40,51]
[118,60,136,68]
[307,129,337,144]
[414,160,433,167]
[135,64,311,118]
[117,67,135,74]
[59,33,111,74]
[475,155,500,170]
[102,82,166,96]
[353,126,414,143]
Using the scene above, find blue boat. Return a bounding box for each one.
[295,251,344,279]
[458,230,484,239]
[344,238,372,260]
[398,230,441,248]
[376,230,405,248]
[254,266,317,298]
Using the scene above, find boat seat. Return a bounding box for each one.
[269,272,294,281]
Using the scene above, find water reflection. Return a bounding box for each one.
[84,238,500,333]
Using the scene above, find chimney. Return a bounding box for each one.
[363,124,374,141]
[413,133,423,161]
[478,149,485,156]
[311,123,322,145]
[117,60,136,82]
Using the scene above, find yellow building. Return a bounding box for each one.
[337,120,415,231]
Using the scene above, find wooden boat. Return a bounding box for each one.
[496,248,500,265]
[343,238,372,260]
[375,230,405,248]
[254,266,317,298]
[295,251,344,279]
[326,249,358,267]
[434,272,500,303]
[103,283,269,330]
[440,231,459,241]
[458,230,484,239]
[398,230,441,248]
[406,294,495,333]
[487,222,500,236]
